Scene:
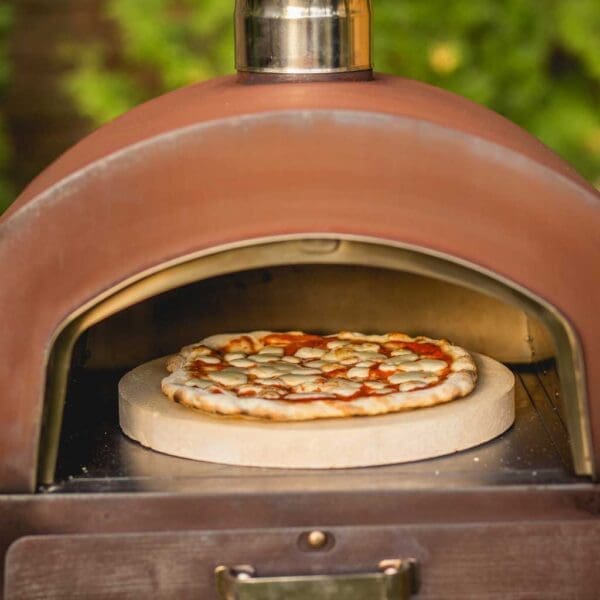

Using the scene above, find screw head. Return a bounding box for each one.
[307,530,328,549]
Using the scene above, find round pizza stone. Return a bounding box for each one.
[119,353,515,469]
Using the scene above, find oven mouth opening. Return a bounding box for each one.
[39,237,594,490]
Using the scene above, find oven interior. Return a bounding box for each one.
[41,239,589,493]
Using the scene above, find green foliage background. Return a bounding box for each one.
[0,2,14,213]
[63,0,600,185]
[3,0,600,213]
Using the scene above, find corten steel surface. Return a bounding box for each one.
[0,75,599,492]
[3,75,594,211]
[5,523,600,598]
[1,494,600,599]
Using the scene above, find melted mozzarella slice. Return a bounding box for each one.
[187,345,213,357]
[390,349,413,357]
[399,381,429,392]
[352,343,381,352]
[187,378,213,389]
[280,373,321,386]
[291,367,322,376]
[250,365,281,379]
[365,380,387,390]
[229,358,255,368]
[261,387,284,399]
[383,354,418,365]
[293,379,326,393]
[323,346,358,362]
[208,369,248,387]
[259,346,284,356]
[255,378,285,387]
[341,357,360,365]
[271,363,297,374]
[248,354,280,364]
[305,360,326,368]
[322,378,361,397]
[378,354,419,372]
[281,356,301,364]
[402,359,447,373]
[379,363,400,373]
[347,367,370,380]
[355,351,387,361]
[286,392,336,401]
[196,355,221,365]
[295,347,326,359]
[389,371,436,385]
[325,340,346,349]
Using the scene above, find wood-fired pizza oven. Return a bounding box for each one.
[1,1,599,597]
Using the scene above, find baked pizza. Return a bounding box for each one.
[161,331,477,421]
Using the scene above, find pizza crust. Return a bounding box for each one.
[161,331,478,421]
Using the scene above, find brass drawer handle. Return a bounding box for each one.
[215,558,419,599]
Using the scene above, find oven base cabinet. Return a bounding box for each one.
[5,521,600,599]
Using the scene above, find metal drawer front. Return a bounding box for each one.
[5,522,600,599]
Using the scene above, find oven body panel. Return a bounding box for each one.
[4,512,600,599]
[7,74,592,217]
[1,4,598,591]
[1,106,599,491]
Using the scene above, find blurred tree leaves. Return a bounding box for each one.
[60,0,600,186]
[62,0,232,123]
[109,0,232,87]
[62,43,146,125]
[375,0,600,184]
[0,0,582,209]
[0,2,14,213]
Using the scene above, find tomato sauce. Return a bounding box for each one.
[400,341,448,361]
[184,333,453,403]
[188,359,227,378]
[325,367,348,378]
[224,335,260,354]
[262,333,329,356]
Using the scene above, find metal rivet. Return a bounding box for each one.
[307,530,328,549]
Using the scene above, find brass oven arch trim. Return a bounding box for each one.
[39,235,593,486]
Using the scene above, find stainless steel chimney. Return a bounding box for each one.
[235,0,373,78]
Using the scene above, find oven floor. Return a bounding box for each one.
[50,363,581,493]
